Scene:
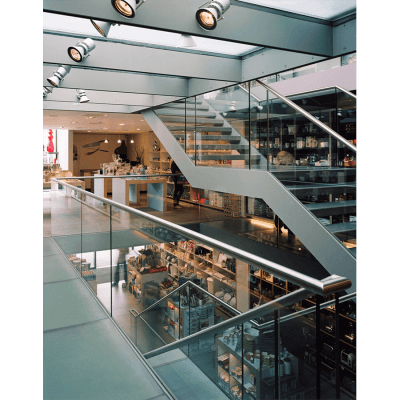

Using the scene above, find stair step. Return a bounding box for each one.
[348,247,356,257]
[325,222,356,235]
[160,116,224,125]
[189,154,260,161]
[285,184,356,197]
[186,144,248,151]
[156,109,216,118]
[176,99,203,105]
[162,103,209,111]
[168,126,232,133]
[304,200,356,217]
[173,135,241,143]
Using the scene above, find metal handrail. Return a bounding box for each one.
[238,83,262,102]
[255,79,357,153]
[52,177,352,296]
[335,85,357,99]
[143,287,313,359]
[133,281,241,319]
[143,290,356,359]
[264,84,356,101]
[256,292,357,329]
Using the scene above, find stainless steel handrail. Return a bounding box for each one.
[133,281,242,320]
[238,83,262,102]
[143,287,312,359]
[255,79,357,153]
[52,177,352,296]
[335,85,357,99]
[256,84,356,101]
[256,292,357,329]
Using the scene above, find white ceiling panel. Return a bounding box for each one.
[43,12,262,56]
[239,0,356,20]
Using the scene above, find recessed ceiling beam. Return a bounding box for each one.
[44,33,241,82]
[242,49,326,81]
[43,87,182,107]
[43,101,144,113]
[333,19,356,57]
[43,64,188,97]
[43,0,333,56]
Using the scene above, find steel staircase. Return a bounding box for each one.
[142,83,357,291]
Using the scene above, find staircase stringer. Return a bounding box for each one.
[141,109,356,292]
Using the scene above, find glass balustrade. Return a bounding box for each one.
[50,176,354,400]
[249,81,357,254]
[142,289,356,400]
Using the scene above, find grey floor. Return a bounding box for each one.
[43,237,171,400]
[43,191,232,400]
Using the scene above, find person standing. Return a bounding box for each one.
[112,248,129,287]
[171,160,185,209]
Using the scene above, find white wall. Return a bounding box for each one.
[56,129,71,171]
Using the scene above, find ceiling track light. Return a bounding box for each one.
[111,0,146,19]
[90,20,119,37]
[43,86,53,97]
[47,65,72,87]
[177,34,197,48]
[76,89,90,103]
[196,0,230,31]
[68,38,96,62]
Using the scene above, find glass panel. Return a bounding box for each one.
[278,303,318,399]
[253,81,357,255]
[155,97,195,160]
[195,83,251,169]
[79,194,112,314]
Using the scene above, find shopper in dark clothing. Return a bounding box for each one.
[171,160,185,208]
[113,248,129,287]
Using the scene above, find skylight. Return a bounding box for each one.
[238,0,356,20]
[43,12,261,57]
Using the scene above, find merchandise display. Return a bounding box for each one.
[223,194,242,218]
[148,142,172,173]
[100,154,134,176]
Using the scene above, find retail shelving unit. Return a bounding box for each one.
[148,142,171,173]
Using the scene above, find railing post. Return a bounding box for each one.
[335,293,341,399]
[184,98,187,154]
[110,205,113,318]
[194,98,197,166]
[316,295,323,399]
[248,82,251,170]
[274,309,280,399]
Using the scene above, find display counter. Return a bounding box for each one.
[93,174,112,196]
[112,177,167,211]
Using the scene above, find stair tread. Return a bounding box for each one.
[156,110,216,118]
[168,126,232,133]
[305,200,357,211]
[189,154,260,160]
[162,103,209,111]
[286,183,356,191]
[186,145,248,150]
[160,116,224,125]
[325,222,356,234]
[174,135,241,142]
[348,247,356,256]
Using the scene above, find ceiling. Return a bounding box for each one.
[42,0,356,123]
[43,110,153,134]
